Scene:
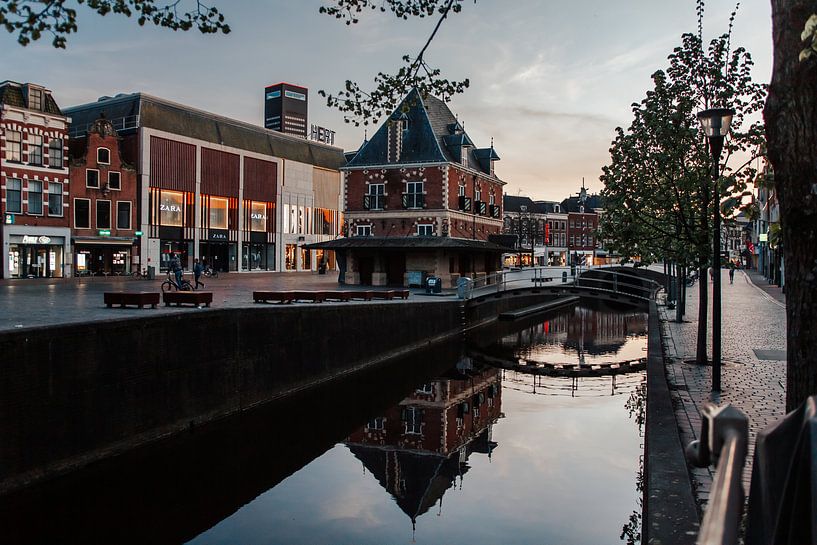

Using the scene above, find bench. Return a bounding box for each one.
[104,292,160,309]
[163,291,213,308]
[370,289,411,300]
[323,291,352,302]
[253,291,296,304]
[348,291,374,301]
[291,291,326,303]
[531,277,554,284]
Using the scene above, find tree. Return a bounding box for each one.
[600,18,765,365]
[0,0,229,48]
[765,0,817,411]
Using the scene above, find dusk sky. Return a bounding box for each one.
[0,0,772,201]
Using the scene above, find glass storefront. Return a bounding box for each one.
[300,247,312,270]
[199,242,237,272]
[8,242,64,278]
[160,241,192,272]
[242,243,274,271]
[285,244,297,271]
[75,245,132,276]
[315,249,336,270]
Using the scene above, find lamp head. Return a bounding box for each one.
[697,108,735,138]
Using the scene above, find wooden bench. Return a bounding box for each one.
[323,291,351,302]
[291,291,326,303]
[348,291,374,301]
[104,292,160,309]
[253,291,296,304]
[163,291,213,307]
[370,289,411,300]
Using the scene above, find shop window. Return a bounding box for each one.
[298,206,304,234]
[250,201,267,232]
[117,201,131,230]
[283,204,290,234]
[5,178,22,213]
[209,197,228,229]
[417,224,434,236]
[74,198,91,229]
[48,138,63,168]
[285,244,296,270]
[5,130,21,162]
[48,182,63,216]
[108,171,121,190]
[159,191,184,227]
[97,200,111,229]
[27,180,43,214]
[86,169,100,188]
[97,148,111,165]
[314,208,335,235]
[300,247,312,270]
[29,135,43,166]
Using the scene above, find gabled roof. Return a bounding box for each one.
[0,81,62,115]
[346,88,499,176]
[63,93,346,170]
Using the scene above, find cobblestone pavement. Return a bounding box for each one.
[0,272,442,332]
[658,269,786,513]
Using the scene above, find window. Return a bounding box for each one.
[404,181,424,209]
[6,130,21,162]
[404,407,423,435]
[97,148,111,165]
[490,192,495,205]
[29,135,43,166]
[28,88,42,110]
[365,183,385,210]
[74,198,91,229]
[250,201,267,232]
[117,201,131,230]
[48,138,63,168]
[209,197,228,229]
[475,186,482,203]
[159,191,184,227]
[5,178,21,213]
[366,417,385,431]
[356,224,372,237]
[97,200,111,229]
[108,171,121,190]
[86,169,100,188]
[417,224,434,236]
[27,180,43,214]
[416,383,433,394]
[569,220,574,228]
[48,182,63,216]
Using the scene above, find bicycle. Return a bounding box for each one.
[161,271,194,292]
[685,270,699,287]
[203,266,218,278]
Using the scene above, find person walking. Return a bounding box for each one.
[729,263,735,284]
[193,258,205,289]
[170,253,183,288]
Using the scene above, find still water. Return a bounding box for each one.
[1,304,647,545]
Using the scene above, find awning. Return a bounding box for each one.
[73,236,136,246]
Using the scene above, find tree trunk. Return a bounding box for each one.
[766,0,817,411]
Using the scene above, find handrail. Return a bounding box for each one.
[685,403,749,545]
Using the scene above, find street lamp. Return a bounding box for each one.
[697,107,735,392]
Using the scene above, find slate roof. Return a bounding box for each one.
[0,81,62,115]
[503,196,561,215]
[63,93,346,170]
[346,88,500,176]
[560,194,605,213]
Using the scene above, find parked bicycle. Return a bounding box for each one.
[131,268,149,279]
[203,265,219,278]
[161,271,194,292]
[685,270,699,287]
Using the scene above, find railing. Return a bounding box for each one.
[68,115,141,138]
[460,265,661,302]
[685,403,749,545]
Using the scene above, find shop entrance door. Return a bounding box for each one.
[386,254,406,286]
[358,256,374,286]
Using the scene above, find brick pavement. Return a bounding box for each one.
[658,269,786,513]
[0,272,441,332]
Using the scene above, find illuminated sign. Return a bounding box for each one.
[266,90,281,100]
[21,235,52,244]
[250,201,267,232]
[159,191,184,227]
[284,90,306,101]
[310,125,336,145]
[759,233,768,242]
[99,230,111,236]
[4,214,13,225]
[135,231,143,236]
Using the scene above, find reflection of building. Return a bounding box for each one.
[64,93,344,273]
[69,117,139,275]
[1,81,72,279]
[345,365,501,527]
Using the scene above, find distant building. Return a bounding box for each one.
[503,195,567,266]
[560,182,604,265]
[264,83,308,138]
[0,81,71,279]
[68,116,139,275]
[311,88,507,287]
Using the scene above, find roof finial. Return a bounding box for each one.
[490,136,494,149]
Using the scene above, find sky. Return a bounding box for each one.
[0,0,773,202]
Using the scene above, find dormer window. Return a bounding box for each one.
[554,204,560,213]
[28,88,42,111]
[97,148,111,165]
[461,147,469,168]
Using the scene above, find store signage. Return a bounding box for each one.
[99,229,111,236]
[209,230,228,242]
[160,204,182,213]
[310,124,336,145]
[21,235,52,244]
[159,191,184,227]
[4,214,13,225]
[759,233,768,242]
[135,231,143,236]
[250,213,266,220]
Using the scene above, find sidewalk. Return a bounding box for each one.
[658,269,786,513]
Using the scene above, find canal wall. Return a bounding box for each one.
[0,301,463,494]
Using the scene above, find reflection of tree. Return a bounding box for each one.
[345,365,502,529]
[620,377,646,544]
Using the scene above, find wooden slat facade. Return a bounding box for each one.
[149,136,195,191]
[201,148,239,197]
[243,157,277,202]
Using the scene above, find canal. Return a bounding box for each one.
[1,303,647,545]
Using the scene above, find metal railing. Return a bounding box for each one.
[461,266,661,301]
[685,403,749,545]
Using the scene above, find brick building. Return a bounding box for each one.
[311,88,507,287]
[502,195,568,266]
[561,183,603,265]
[0,81,71,279]
[69,116,139,275]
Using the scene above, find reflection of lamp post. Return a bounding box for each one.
[697,107,734,392]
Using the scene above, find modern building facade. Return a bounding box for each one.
[68,116,139,275]
[264,83,308,138]
[502,195,567,266]
[313,88,507,287]
[0,81,71,279]
[65,92,344,274]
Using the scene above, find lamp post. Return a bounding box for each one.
[697,107,735,393]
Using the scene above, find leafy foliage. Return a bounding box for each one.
[319,0,471,125]
[0,0,229,48]
[800,14,817,62]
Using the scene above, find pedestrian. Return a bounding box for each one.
[729,264,735,284]
[170,253,183,288]
[193,258,205,289]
